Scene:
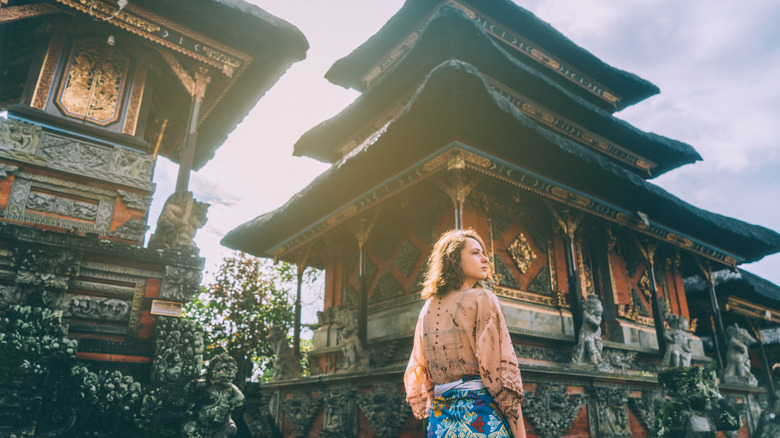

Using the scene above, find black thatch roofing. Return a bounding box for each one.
[326,0,658,112]
[296,6,700,177]
[223,60,780,263]
[685,269,780,303]
[131,0,309,169]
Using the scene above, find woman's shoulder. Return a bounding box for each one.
[463,287,501,306]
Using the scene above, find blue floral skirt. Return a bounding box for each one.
[428,387,511,438]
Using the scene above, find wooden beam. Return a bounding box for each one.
[0,3,61,24]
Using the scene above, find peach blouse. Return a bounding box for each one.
[404,288,524,424]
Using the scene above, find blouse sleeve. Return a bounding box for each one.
[474,290,524,422]
[404,301,434,419]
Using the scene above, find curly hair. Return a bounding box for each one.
[420,228,492,300]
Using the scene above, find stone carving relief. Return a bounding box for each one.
[117,189,152,211]
[322,387,358,438]
[113,146,153,180]
[628,391,666,432]
[524,383,585,438]
[368,339,411,367]
[0,163,18,179]
[393,238,420,277]
[112,218,150,241]
[40,137,112,170]
[266,325,302,381]
[589,386,631,438]
[243,390,279,438]
[159,265,202,302]
[181,353,245,438]
[662,314,693,368]
[370,272,403,303]
[152,316,204,388]
[148,191,209,252]
[13,244,82,304]
[334,307,369,372]
[572,294,604,366]
[494,256,519,289]
[649,367,741,436]
[60,295,131,322]
[357,384,411,438]
[601,349,637,372]
[6,177,31,218]
[0,305,78,437]
[0,284,24,309]
[0,118,42,151]
[26,191,99,221]
[724,324,758,386]
[513,344,570,363]
[282,391,323,438]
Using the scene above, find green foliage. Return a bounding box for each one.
[184,252,317,382]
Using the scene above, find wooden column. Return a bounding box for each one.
[698,259,726,372]
[435,153,480,230]
[175,67,210,192]
[746,318,776,401]
[156,49,211,193]
[350,212,377,348]
[635,239,666,355]
[549,206,584,338]
[292,248,311,357]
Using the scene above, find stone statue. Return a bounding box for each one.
[572,294,604,366]
[723,324,758,386]
[334,308,369,372]
[148,191,209,252]
[649,366,740,437]
[181,353,245,438]
[662,314,693,368]
[266,325,301,380]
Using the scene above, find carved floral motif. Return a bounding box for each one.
[524,383,585,438]
[61,295,131,322]
[322,387,358,438]
[357,384,411,438]
[282,391,323,438]
[13,244,82,291]
[25,191,99,221]
[507,232,536,274]
[152,316,204,388]
[112,218,150,241]
[0,118,41,151]
[117,189,153,211]
[159,265,202,302]
[628,391,665,432]
[589,387,631,438]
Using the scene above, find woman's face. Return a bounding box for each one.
[460,237,489,289]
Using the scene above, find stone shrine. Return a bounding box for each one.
[0,1,306,436]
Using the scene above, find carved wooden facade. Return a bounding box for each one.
[224,1,780,437]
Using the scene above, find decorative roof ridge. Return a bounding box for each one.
[298,7,699,175]
[225,60,780,263]
[326,0,658,111]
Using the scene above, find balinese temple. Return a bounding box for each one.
[223,0,780,437]
[0,1,306,436]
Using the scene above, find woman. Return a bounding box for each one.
[405,229,526,437]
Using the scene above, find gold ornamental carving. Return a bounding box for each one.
[32,32,66,110]
[56,38,129,126]
[0,3,61,23]
[507,233,536,274]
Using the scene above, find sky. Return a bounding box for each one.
[150,0,780,293]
